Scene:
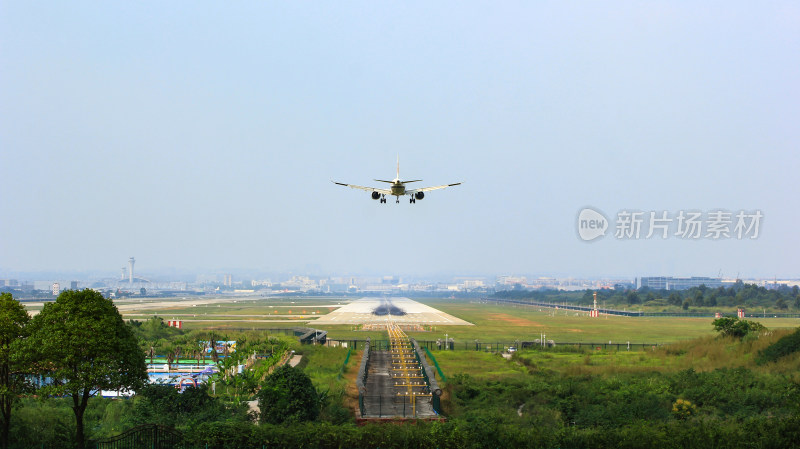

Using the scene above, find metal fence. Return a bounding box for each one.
[424,347,446,382]
[94,424,184,449]
[340,338,660,352]
[359,394,436,418]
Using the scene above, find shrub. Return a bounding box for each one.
[671,399,696,420]
[712,317,765,339]
[257,365,319,424]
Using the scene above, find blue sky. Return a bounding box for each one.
[1,2,798,278]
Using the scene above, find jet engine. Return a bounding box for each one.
[414,192,425,200]
[371,191,381,200]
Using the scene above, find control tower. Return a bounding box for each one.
[128,257,135,283]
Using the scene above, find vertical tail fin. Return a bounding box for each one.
[396,154,400,181]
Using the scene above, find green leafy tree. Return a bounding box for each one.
[133,383,232,428]
[22,289,147,449]
[712,317,766,339]
[137,316,176,341]
[0,293,30,449]
[257,365,318,424]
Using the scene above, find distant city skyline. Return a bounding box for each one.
[2,2,798,278]
[1,265,795,286]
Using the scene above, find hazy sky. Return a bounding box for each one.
[1,2,798,279]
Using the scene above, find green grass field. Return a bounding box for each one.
[402,299,799,344]
[112,296,800,343]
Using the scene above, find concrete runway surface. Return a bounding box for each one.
[313,297,472,325]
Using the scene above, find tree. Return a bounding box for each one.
[133,383,229,428]
[257,365,319,424]
[712,317,766,339]
[22,289,147,449]
[0,293,30,449]
[776,298,788,310]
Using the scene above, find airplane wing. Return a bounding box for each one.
[332,181,391,195]
[406,182,462,194]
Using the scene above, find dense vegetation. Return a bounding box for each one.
[495,281,800,312]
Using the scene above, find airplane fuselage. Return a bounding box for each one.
[390,180,405,197]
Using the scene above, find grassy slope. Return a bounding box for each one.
[430,327,800,383]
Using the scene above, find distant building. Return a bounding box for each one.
[463,279,485,289]
[638,276,723,291]
[382,276,400,285]
[496,275,527,288]
[52,282,60,296]
[70,281,79,290]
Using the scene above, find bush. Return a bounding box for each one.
[132,383,241,429]
[712,317,765,339]
[257,365,319,424]
[671,399,696,420]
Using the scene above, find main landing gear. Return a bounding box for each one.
[379,195,386,204]
[409,197,416,204]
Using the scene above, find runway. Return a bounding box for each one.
[313,297,472,325]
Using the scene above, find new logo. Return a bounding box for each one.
[577,208,608,241]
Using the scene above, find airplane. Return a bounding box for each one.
[333,157,461,204]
